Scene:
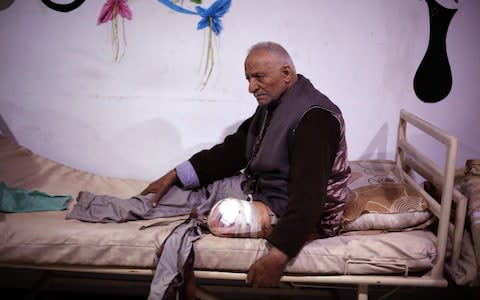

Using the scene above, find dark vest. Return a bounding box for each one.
[242,74,350,236]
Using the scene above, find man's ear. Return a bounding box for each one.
[281,65,293,83]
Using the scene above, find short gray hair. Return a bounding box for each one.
[248,41,296,73]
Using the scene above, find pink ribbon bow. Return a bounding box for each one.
[97,0,132,25]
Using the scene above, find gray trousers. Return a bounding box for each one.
[66,174,248,223]
[148,218,201,300]
[66,174,251,300]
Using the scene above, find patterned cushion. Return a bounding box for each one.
[342,160,431,232]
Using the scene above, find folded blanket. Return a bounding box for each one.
[0,181,71,212]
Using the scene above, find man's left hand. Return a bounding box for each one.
[246,246,289,288]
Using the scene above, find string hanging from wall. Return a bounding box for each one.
[97,0,132,62]
[157,0,232,88]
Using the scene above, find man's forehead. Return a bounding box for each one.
[245,51,277,71]
[246,49,276,63]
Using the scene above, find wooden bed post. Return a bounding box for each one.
[434,131,457,278]
[397,109,459,279]
[396,110,407,174]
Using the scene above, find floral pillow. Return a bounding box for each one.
[341,161,432,232]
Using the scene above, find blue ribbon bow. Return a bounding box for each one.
[158,0,232,35]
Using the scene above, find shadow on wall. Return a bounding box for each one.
[222,120,243,139]
[0,113,17,143]
[117,117,183,180]
[183,120,244,160]
[358,123,389,160]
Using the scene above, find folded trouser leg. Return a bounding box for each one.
[66,174,249,223]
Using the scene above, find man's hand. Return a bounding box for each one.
[141,169,178,207]
[246,246,289,288]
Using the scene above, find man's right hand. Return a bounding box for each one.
[141,169,178,207]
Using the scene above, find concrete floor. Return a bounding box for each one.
[1,267,478,300]
[3,285,479,300]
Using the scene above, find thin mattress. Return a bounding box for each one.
[0,136,437,275]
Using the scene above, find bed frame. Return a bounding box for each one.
[0,109,467,300]
[191,109,467,300]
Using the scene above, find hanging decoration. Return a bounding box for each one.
[97,0,133,62]
[41,0,85,13]
[0,0,15,11]
[413,0,457,103]
[158,0,232,88]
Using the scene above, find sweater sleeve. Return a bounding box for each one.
[188,116,252,187]
[267,108,340,258]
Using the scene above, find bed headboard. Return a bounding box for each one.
[395,109,466,278]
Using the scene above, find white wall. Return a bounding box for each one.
[1,0,479,181]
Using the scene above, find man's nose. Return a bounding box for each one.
[248,80,258,94]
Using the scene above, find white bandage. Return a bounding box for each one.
[207,197,274,238]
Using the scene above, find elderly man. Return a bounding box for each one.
[141,41,351,287]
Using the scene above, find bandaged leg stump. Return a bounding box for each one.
[207,198,277,238]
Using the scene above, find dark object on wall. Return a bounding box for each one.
[41,0,85,13]
[413,0,457,103]
[0,0,15,11]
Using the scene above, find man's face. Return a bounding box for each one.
[244,50,289,106]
